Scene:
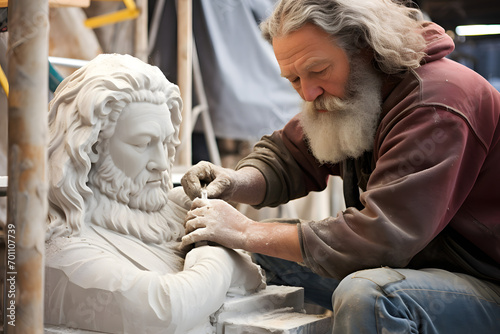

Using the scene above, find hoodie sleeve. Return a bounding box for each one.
[236,114,338,208]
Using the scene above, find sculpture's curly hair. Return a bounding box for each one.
[260,0,427,75]
[47,54,183,239]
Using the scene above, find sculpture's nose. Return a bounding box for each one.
[147,142,168,172]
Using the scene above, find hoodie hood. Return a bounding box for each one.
[421,22,455,64]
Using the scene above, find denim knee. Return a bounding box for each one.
[332,267,500,334]
[331,267,416,334]
[332,267,406,309]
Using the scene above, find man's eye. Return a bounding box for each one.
[314,67,329,76]
[290,77,300,84]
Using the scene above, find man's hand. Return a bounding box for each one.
[181,161,238,201]
[181,198,253,249]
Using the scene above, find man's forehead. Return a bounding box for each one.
[273,25,343,77]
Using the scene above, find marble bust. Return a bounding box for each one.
[44,54,265,333]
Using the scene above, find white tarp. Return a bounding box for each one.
[151,0,302,141]
[195,0,302,140]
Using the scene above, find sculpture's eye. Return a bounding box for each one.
[132,140,150,151]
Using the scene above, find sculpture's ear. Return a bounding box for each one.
[91,142,99,155]
[89,142,100,163]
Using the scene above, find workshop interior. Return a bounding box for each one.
[0,0,499,333]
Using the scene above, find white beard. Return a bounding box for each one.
[87,155,185,244]
[85,188,185,244]
[90,154,170,212]
[300,58,383,165]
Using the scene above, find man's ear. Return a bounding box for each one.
[360,46,375,63]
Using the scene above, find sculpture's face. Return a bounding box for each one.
[108,102,175,182]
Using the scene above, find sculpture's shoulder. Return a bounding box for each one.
[46,225,185,277]
[168,186,192,208]
[45,228,116,269]
[168,186,192,216]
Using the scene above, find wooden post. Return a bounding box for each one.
[5,0,48,332]
[176,0,192,167]
[134,0,148,62]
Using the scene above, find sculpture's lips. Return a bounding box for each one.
[147,179,161,184]
[317,109,328,113]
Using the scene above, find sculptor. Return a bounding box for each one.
[44,53,264,334]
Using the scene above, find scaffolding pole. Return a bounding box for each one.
[176,0,193,167]
[5,0,48,332]
[134,0,148,62]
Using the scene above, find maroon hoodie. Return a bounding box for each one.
[238,23,500,281]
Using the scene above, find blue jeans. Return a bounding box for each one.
[253,254,500,333]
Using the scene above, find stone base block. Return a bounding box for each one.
[223,311,332,334]
[215,285,332,334]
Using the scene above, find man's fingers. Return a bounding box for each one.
[180,234,196,250]
[205,177,231,199]
[185,216,207,234]
[180,229,207,249]
[181,162,213,199]
[191,198,211,209]
[181,161,230,200]
[181,175,202,200]
[185,211,197,221]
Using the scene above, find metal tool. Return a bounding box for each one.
[201,185,208,200]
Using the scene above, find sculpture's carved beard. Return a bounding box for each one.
[90,154,170,212]
[86,155,184,244]
[300,57,383,165]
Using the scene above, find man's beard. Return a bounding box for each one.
[300,57,383,165]
[86,155,184,244]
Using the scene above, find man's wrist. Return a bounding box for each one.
[244,221,302,263]
[231,167,266,205]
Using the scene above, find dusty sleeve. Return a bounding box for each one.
[299,107,485,280]
[236,113,335,208]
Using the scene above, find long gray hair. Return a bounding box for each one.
[47,53,183,239]
[261,0,427,74]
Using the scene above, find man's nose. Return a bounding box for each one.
[301,78,323,102]
[147,143,168,172]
